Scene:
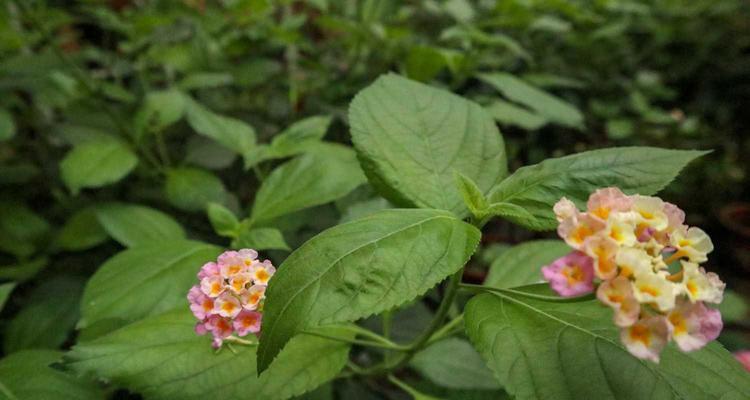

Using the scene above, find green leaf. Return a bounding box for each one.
[268,115,332,158]
[484,202,540,229]
[165,167,227,212]
[134,89,186,139]
[4,277,83,353]
[79,240,221,328]
[484,240,570,289]
[454,171,488,218]
[185,135,238,170]
[68,309,352,400]
[719,290,749,324]
[464,292,750,400]
[178,72,233,90]
[0,282,16,312]
[0,108,16,141]
[94,203,186,247]
[349,74,507,215]
[405,46,447,82]
[478,73,583,128]
[207,202,240,238]
[487,147,708,230]
[0,350,105,400]
[606,119,634,139]
[56,207,109,251]
[232,226,290,251]
[250,144,365,223]
[185,98,257,167]
[339,197,392,224]
[485,100,548,130]
[411,338,501,390]
[60,140,138,195]
[0,257,48,282]
[257,209,480,372]
[0,201,50,259]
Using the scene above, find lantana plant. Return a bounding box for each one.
[65,75,750,400]
[543,188,724,361]
[188,249,275,349]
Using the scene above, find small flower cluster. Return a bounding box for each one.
[542,187,725,362]
[187,249,276,348]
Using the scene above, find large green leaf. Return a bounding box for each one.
[478,73,583,128]
[488,147,707,230]
[60,140,138,195]
[95,203,186,247]
[257,209,480,372]
[79,240,221,328]
[184,98,257,167]
[0,350,105,400]
[349,74,507,215]
[165,167,228,212]
[4,277,83,353]
[67,309,351,400]
[484,240,570,289]
[250,144,365,223]
[464,291,750,400]
[411,338,501,390]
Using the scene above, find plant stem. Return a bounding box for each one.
[459,283,594,302]
[300,330,407,351]
[225,335,257,346]
[342,324,402,348]
[388,375,438,400]
[358,269,464,376]
[425,314,464,346]
[382,309,393,363]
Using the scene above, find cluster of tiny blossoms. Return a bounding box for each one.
[187,249,276,348]
[542,187,725,362]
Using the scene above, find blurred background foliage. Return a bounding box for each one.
[0,0,749,397]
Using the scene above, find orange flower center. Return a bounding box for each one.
[638,285,660,297]
[255,269,269,282]
[668,313,687,335]
[593,206,610,220]
[629,324,651,346]
[563,265,584,285]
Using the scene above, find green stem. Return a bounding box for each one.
[225,335,257,346]
[358,269,464,376]
[342,324,402,349]
[388,375,438,400]
[425,314,464,346]
[300,330,406,351]
[459,283,594,302]
[406,269,463,352]
[382,309,393,363]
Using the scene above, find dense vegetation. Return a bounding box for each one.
[0,1,749,399]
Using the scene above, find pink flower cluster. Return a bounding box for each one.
[187,249,276,348]
[543,188,725,362]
